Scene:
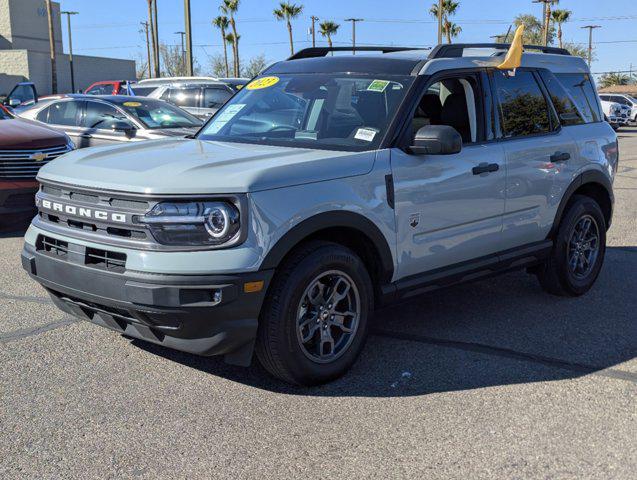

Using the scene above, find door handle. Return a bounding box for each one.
[79,134,92,139]
[472,163,500,175]
[550,151,570,162]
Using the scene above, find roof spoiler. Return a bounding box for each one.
[288,46,430,60]
[428,43,570,59]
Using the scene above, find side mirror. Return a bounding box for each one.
[410,125,462,155]
[111,121,134,132]
[8,98,21,107]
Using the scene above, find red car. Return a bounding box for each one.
[0,105,73,216]
[84,80,135,96]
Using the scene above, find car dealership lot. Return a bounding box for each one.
[1,130,636,479]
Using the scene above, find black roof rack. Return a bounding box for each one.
[428,43,570,59]
[288,46,430,60]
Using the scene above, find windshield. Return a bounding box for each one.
[198,74,414,151]
[114,98,202,129]
[130,86,158,97]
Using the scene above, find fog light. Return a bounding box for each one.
[212,290,223,305]
[244,281,264,293]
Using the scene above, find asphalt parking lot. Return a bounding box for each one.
[1,130,636,479]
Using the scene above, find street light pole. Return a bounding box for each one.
[183,0,193,76]
[152,0,160,77]
[345,18,363,54]
[45,0,57,94]
[61,11,78,93]
[141,22,152,79]
[581,25,601,67]
[175,32,186,58]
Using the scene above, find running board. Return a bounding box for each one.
[380,240,553,304]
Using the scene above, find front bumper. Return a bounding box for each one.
[21,241,273,366]
[0,181,38,215]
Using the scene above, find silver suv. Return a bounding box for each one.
[22,44,618,385]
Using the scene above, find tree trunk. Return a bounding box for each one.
[557,24,563,48]
[445,21,451,44]
[288,20,294,55]
[221,27,229,77]
[544,5,551,46]
[327,35,333,48]
[230,18,239,77]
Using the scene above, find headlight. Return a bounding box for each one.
[138,201,241,247]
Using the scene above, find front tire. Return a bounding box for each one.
[256,241,373,385]
[537,195,606,296]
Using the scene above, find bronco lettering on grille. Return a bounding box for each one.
[40,199,127,223]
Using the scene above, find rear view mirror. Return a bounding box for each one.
[111,121,134,133]
[410,125,462,155]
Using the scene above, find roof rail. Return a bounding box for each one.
[428,43,570,59]
[288,46,430,60]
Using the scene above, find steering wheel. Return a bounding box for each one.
[266,125,296,133]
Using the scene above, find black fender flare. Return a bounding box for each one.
[548,169,614,237]
[259,211,394,281]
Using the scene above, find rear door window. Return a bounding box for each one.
[538,71,585,126]
[165,88,200,108]
[492,70,552,138]
[554,73,601,123]
[47,101,82,126]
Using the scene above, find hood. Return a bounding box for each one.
[0,118,69,149]
[37,138,375,194]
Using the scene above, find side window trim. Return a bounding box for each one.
[532,69,560,132]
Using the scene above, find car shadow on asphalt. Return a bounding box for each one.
[130,246,637,397]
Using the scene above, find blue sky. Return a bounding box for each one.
[57,0,637,77]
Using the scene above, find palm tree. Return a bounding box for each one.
[225,33,241,75]
[598,72,634,89]
[273,2,304,56]
[220,0,240,77]
[443,22,462,43]
[543,0,560,46]
[319,20,339,48]
[551,8,571,48]
[213,16,230,77]
[429,1,460,44]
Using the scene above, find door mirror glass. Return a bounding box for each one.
[410,125,462,155]
[8,98,21,107]
[111,121,134,132]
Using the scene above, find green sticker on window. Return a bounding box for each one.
[367,80,390,92]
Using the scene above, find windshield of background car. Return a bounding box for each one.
[114,99,202,129]
[197,74,414,151]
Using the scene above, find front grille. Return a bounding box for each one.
[0,144,71,179]
[36,235,127,272]
[85,247,127,273]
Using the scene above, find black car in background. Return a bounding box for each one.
[17,95,203,148]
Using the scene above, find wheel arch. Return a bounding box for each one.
[549,170,614,238]
[259,211,395,288]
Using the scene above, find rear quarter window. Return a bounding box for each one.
[554,73,601,123]
[539,71,585,126]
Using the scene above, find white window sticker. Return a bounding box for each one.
[354,128,378,142]
[206,104,245,134]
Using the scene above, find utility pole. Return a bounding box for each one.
[183,0,193,76]
[141,22,152,79]
[437,0,443,45]
[310,16,319,48]
[175,32,186,58]
[345,18,363,54]
[61,11,78,93]
[581,25,601,67]
[45,0,57,94]
[152,0,160,77]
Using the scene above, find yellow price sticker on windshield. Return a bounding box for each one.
[246,76,279,90]
[123,101,142,107]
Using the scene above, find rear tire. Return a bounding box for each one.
[255,241,373,385]
[537,195,606,296]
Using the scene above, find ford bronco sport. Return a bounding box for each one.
[22,44,617,385]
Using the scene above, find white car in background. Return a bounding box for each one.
[599,93,637,123]
[599,99,628,130]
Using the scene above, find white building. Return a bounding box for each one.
[0,0,136,96]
